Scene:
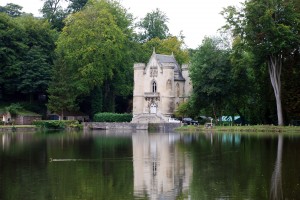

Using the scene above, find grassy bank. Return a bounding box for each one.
[176,125,300,133]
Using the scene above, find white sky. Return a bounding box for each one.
[1,0,243,49]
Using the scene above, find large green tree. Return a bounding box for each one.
[189,37,232,121]
[222,0,300,125]
[0,13,56,102]
[137,8,169,42]
[50,0,135,115]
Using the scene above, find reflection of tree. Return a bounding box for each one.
[270,135,283,200]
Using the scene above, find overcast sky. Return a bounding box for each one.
[1,0,243,49]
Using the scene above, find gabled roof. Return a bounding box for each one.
[153,52,185,81]
[156,54,177,64]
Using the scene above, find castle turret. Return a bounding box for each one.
[132,63,145,115]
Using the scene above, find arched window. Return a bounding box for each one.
[152,81,157,93]
[166,79,172,90]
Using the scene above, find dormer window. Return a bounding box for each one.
[152,81,157,93]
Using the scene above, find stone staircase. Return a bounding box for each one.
[131,113,167,123]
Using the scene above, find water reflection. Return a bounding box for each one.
[270,135,283,200]
[1,131,300,200]
[132,132,192,199]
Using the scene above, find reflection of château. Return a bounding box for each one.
[132,132,192,199]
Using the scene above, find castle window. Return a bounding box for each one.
[152,81,157,93]
[166,79,172,90]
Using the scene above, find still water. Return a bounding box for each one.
[0,130,300,200]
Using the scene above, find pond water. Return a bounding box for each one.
[1,130,300,200]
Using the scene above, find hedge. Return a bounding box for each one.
[33,120,82,129]
[93,112,132,122]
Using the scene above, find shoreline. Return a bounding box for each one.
[175,125,300,133]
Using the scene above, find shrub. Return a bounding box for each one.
[33,120,81,129]
[5,103,22,117]
[93,112,132,122]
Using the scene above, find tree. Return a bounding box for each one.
[0,13,56,102]
[41,0,68,30]
[16,16,56,102]
[189,37,232,121]
[67,0,88,13]
[47,59,78,118]
[0,3,23,17]
[0,13,26,98]
[140,36,189,65]
[53,0,135,114]
[222,0,300,125]
[137,8,169,42]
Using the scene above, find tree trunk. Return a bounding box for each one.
[268,55,284,125]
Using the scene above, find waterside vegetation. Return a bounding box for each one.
[176,125,300,133]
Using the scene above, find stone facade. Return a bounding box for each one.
[132,51,192,123]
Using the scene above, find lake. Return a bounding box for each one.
[1,130,300,199]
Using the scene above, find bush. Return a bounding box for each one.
[33,120,82,129]
[5,103,22,117]
[93,112,132,122]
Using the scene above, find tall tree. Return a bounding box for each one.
[0,13,25,99]
[51,0,135,114]
[47,59,78,118]
[137,8,169,42]
[222,0,300,125]
[0,13,56,102]
[189,37,232,120]
[41,0,68,30]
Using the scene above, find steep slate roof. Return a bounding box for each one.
[155,53,185,81]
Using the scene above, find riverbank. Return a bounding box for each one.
[176,125,300,133]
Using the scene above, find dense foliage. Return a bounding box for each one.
[33,120,81,129]
[93,112,133,122]
[0,12,56,104]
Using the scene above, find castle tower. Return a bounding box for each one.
[132,63,145,116]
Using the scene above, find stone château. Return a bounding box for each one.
[131,50,192,123]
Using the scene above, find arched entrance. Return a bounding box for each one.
[150,103,157,113]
